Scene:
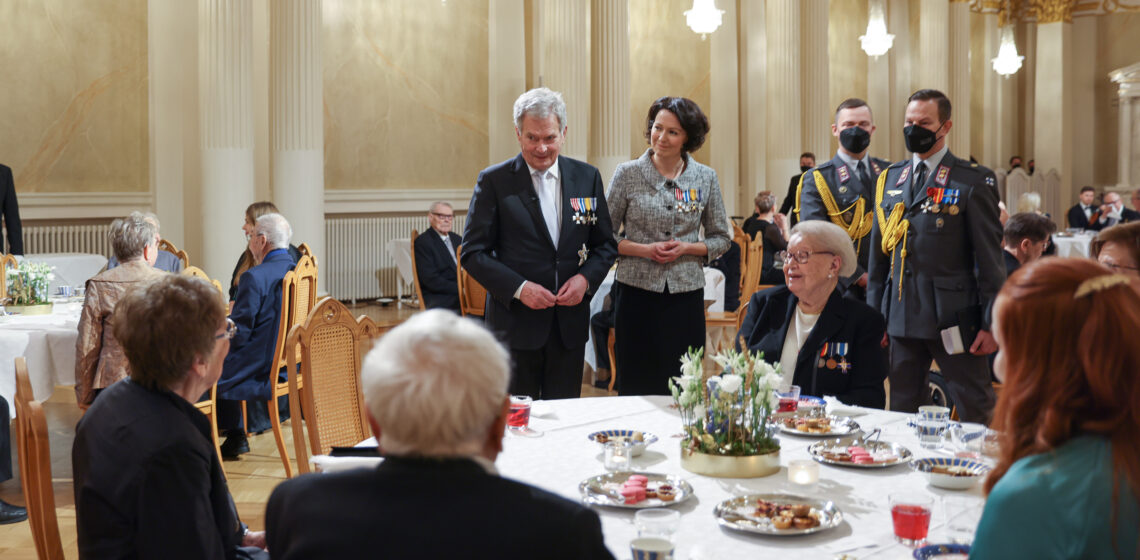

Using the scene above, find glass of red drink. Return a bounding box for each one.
[777,385,801,413]
[889,493,933,547]
[508,395,532,429]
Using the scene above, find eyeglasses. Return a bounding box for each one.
[1103,262,1139,272]
[430,212,454,220]
[779,250,836,264]
[216,318,237,340]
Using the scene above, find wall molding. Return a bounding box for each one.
[324,188,475,214]
[20,192,155,220]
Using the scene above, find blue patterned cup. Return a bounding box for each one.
[915,406,950,448]
[630,537,674,560]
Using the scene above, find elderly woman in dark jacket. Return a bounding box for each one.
[737,221,886,408]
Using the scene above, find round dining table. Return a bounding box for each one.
[0,298,83,418]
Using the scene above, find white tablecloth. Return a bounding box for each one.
[0,301,83,418]
[330,396,986,559]
[1051,233,1095,259]
[25,252,109,293]
[385,238,414,304]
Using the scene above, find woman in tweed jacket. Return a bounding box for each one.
[607,97,731,395]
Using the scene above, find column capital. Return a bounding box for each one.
[1110,62,1140,99]
[1032,0,1073,24]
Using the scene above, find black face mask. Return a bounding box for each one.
[903,123,944,154]
[800,165,812,172]
[839,127,871,154]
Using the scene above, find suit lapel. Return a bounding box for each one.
[558,157,576,252]
[513,155,557,250]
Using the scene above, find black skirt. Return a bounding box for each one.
[613,282,706,396]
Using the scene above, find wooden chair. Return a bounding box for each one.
[408,230,427,310]
[356,315,391,362]
[180,267,227,474]
[241,269,298,477]
[732,224,750,294]
[1,253,17,300]
[606,327,617,392]
[14,358,65,560]
[297,242,316,267]
[456,244,487,317]
[287,297,373,474]
[158,239,190,269]
[706,238,763,352]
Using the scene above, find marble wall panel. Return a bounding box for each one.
[0,0,148,193]
[322,0,488,190]
[629,0,712,164]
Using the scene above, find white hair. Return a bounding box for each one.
[110,212,158,262]
[789,220,858,277]
[254,213,292,250]
[1016,192,1042,214]
[362,310,509,456]
[428,201,452,213]
[513,87,567,131]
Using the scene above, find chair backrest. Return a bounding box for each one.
[739,235,764,308]
[181,266,227,301]
[356,314,391,363]
[296,242,316,267]
[291,255,319,330]
[1,253,16,299]
[14,358,65,560]
[408,230,428,310]
[270,270,298,375]
[732,225,750,293]
[158,239,190,269]
[456,244,487,317]
[287,297,372,473]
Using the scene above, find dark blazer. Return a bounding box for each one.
[461,154,617,350]
[737,286,887,408]
[1,164,23,255]
[779,173,802,226]
[218,249,295,401]
[1067,203,1103,231]
[228,245,303,301]
[413,229,463,311]
[0,395,10,482]
[73,379,250,560]
[266,456,615,560]
[107,250,184,273]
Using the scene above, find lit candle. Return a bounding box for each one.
[788,460,820,486]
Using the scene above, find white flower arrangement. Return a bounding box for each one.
[5,262,55,305]
[669,346,783,456]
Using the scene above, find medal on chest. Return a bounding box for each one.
[570,197,598,224]
[674,185,702,213]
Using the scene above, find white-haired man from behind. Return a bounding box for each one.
[265,310,615,560]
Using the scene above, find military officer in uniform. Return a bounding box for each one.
[795,98,891,302]
[866,89,1004,424]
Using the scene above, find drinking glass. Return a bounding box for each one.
[915,406,950,449]
[889,493,933,547]
[777,385,801,413]
[507,395,542,437]
[943,496,983,545]
[630,537,674,560]
[635,509,681,541]
[604,440,634,472]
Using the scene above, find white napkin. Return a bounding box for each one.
[310,455,383,474]
[530,401,554,418]
[824,396,869,418]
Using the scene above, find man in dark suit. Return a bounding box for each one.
[216,213,296,457]
[778,152,815,226]
[461,88,617,399]
[0,395,28,524]
[1067,186,1103,230]
[796,98,892,302]
[1098,191,1140,227]
[1,164,23,255]
[1002,212,1054,277]
[265,310,615,560]
[867,89,1005,424]
[413,201,463,311]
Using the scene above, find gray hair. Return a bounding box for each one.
[140,211,161,232]
[513,87,567,131]
[254,213,292,250]
[789,220,858,277]
[1016,192,1042,214]
[109,212,158,262]
[361,310,509,456]
[428,201,453,213]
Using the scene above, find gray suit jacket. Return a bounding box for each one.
[866,150,1005,340]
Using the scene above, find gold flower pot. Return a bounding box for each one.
[6,302,53,316]
[680,445,781,478]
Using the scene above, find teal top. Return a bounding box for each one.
[971,435,1139,559]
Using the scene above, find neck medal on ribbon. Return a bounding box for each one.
[674,185,702,213]
[571,197,598,224]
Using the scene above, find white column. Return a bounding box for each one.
[709,2,740,215]
[199,0,256,281]
[1021,23,1036,160]
[489,0,527,164]
[800,0,830,160]
[149,0,196,247]
[766,0,801,197]
[270,0,324,288]
[540,0,589,160]
[947,0,970,157]
[589,0,630,189]
[1120,96,1133,187]
[918,0,949,93]
[740,1,767,209]
[887,0,911,162]
[981,14,999,168]
[866,0,891,157]
[1034,19,1073,217]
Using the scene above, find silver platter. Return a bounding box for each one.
[808,436,914,468]
[578,472,694,509]
[778,415,861,438]
[714,493,844,536]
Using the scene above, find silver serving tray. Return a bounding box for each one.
[778,415,861,438]
[578,472,694,509]
[808,436,914,468]
[714,493,844,536]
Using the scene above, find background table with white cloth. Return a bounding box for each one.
[0,300,83,418]
[1051,232,1095,259]
[24,252,109,293]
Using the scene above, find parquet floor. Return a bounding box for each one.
[0,300,615,558]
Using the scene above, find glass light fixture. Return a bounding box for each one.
[859,0,895,58]
[991,25,1024,77]
[685,0,724,39]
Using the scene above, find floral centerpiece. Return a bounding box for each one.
[669,347,783,477]
[5,261,55,314]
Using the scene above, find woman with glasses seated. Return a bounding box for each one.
[1092,221,1140,282]
[737,221,887,408]
[606,96,731,395]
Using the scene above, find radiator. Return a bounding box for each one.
[22,224,112,256]
[325,214,467,302]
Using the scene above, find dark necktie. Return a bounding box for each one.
[857,160,871,189]
[913,163,928,194]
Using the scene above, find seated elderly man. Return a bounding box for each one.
[105,211,184,273]
[413,201,463,310]
[217,213,296,457]
[75,212,167,407]
[72,275,268,559]
[1001,212,1055,277]
[265,310,615,559]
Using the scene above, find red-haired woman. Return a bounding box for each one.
[971,258,1139,558]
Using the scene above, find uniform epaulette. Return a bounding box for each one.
[954,159,993,177]
[886,160,908,170]
[815,160,835,170]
